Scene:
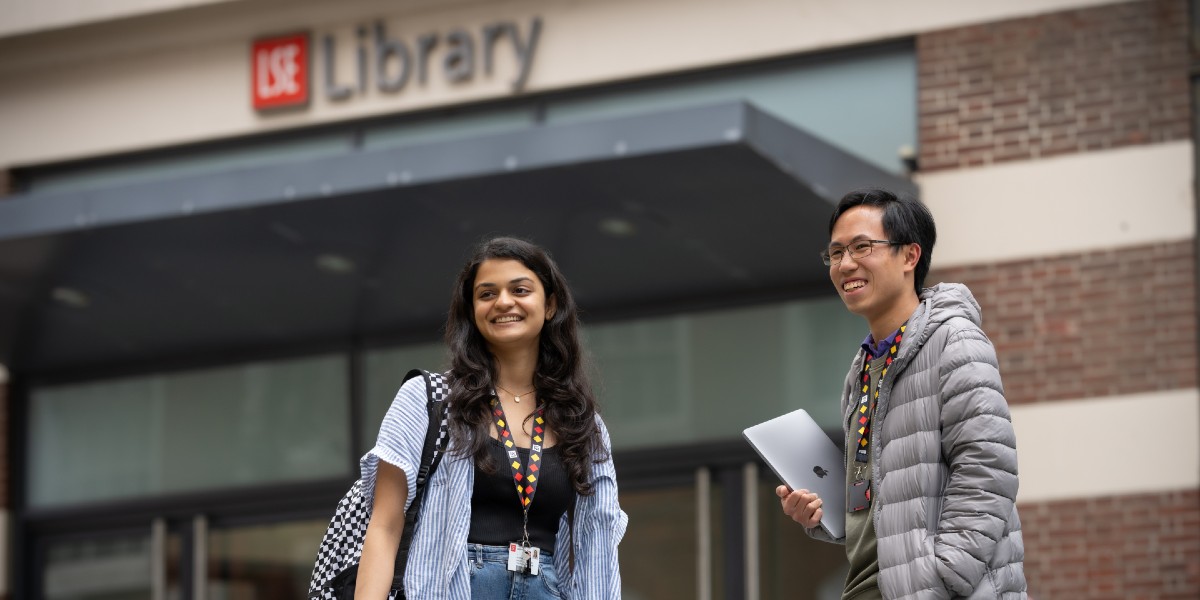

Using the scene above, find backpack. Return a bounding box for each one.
[308,369,451,600]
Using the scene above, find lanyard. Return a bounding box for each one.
[852,324,904,464]
[489,397,545,543]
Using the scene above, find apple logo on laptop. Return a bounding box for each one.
[813,466,829,478]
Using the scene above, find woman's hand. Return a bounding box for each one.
[776,485,824,529]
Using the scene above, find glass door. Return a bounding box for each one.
[40,524,183,600]
[756,478,847,600]
[35,515,330,600]
[619,483,703,600]
[618,467,728,600]
[204,517,328,600]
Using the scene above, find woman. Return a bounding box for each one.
[355,237,627,599]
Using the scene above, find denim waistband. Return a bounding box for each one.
[468,543,554,563]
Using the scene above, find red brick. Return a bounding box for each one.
[917,0,1189,172]
[1020,491,1200,599]
[929,240,1197,405]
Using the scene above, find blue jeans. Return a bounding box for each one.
[468,544,563,600]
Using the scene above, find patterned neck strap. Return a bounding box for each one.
[853,324,905,463]
[489,398,546,520]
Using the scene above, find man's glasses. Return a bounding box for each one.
[820,240,905,266]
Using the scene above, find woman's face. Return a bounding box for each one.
[471,258,556,352]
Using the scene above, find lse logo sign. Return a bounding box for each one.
[252,34,309,111]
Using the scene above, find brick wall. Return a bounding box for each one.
[1019,490,1200,599]
[918,0,1190,171]
[929,240,1197,405]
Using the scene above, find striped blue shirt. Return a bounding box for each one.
[361,376,628,599]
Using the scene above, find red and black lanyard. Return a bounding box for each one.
[852,324,905,464]
[489,398,545,523]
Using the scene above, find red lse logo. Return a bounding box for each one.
[252,33,309,110]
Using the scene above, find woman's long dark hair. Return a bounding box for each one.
[445,236,606,496]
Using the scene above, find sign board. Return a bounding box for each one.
[251,33,310,110]
[249,18,542,112]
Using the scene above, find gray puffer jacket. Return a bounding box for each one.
[810,283,1027,599]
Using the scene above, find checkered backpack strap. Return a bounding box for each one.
[431,373,450,459]
[306,369,451,600]
[391,369,451,589]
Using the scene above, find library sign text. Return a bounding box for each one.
[252,17,542,111]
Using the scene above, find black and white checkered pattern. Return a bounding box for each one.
[425,372,450,469]
[307,371,450,600]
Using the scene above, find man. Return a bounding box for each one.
[777,188,1027,599]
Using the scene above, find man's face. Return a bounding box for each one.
[827,205,916,324]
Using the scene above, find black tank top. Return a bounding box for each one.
[467,438,575,552]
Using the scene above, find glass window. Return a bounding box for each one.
[356,295,861,453]
[28,355,350,507]
[26,133,354,196]
[619,484,703,600]
[781,298,869,427]
[757,479,847,599]
[205,519,328,600]
[584,318,692,447]
[545,44,916,174]
[43,532,182,600]
[589,297,862,450]
[360,342,447,454]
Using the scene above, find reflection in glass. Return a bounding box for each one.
[619,485,699,600]
[757,479,847,600]
[586,298,862,452]
[361,342,447,454]
[586,318,691,449]
[206,519,327,600]
[44,533,182,600]
[29,355,350,507]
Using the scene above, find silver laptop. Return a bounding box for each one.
[743,408,846,539]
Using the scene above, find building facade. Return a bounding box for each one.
[0,0,1196,598]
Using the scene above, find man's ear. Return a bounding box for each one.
[546,294,557,320]
[903,243,922,273]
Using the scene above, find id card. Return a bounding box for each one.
[507,543,525,572]
[849,479,871,512]
[528,547,541,575]
[506,543,540,575]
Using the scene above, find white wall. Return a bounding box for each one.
[0,0,240,38]
[918,141,1196,267]
[1012,389,1200,502]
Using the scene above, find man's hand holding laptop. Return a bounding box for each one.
[776,486,823,529]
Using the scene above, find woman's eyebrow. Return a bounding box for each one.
[474,276,533,291]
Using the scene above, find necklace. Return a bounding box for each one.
[496,383,535,403]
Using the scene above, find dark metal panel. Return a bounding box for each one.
[744,106,918,201]
[8,372,32,600]
[0,101,917,374]
[21,478,354,532]
[0,103,753,242]
[720,466,748,600]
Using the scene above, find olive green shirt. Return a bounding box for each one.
[842,354,886,600]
